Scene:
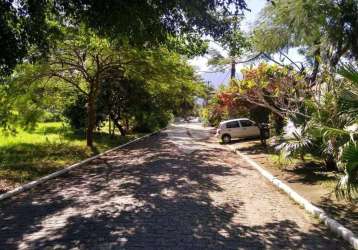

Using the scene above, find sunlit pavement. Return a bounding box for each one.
[0,122,349,249]
[167,122,216,154]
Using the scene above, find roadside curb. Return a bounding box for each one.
[227,144,358,250]
[0,129,163,202]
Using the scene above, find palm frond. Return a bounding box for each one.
[336,142,358,201]
[338,63,358,85]
[316,125,357,143]
[338,63,358,106]
[276,125,312,159]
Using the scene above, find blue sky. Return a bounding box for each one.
[189,0,304,89]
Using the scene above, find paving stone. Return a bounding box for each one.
[0,124,351,249]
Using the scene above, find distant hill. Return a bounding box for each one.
[200,70,242,89]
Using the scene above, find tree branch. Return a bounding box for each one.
[49,72,88,96]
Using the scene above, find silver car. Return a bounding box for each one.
[216,118,261,143]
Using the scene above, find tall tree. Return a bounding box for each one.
[252,0,358,75]
[13,29,128,147]
[8,28,204,147]
[208,16,251,80]
[0,0,248,78]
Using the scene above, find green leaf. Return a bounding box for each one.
[336,142,358,201]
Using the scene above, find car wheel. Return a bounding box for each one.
[222,134,231,144]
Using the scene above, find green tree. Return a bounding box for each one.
[10,29,204,146]
[7,28,129,146]
[232,63,307,119]
[0,65,73,131]
[318,64,358,199]
[0,0,54,77]
[252,0,358,76]
[0,0,248,78]
[43,30,126,146]
[208,16,252,79]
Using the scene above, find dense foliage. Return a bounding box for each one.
[0,0,248,78]
[201,0,358,201]
[1,24,205,147]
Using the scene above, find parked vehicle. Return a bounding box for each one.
[216,118,269,143]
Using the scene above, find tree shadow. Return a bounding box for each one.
[315,196,358,234]
[284,163,338,185]
[231,140,338,186]
[0,134,349,249]
[61,130,139,146]
[233,142,268,155]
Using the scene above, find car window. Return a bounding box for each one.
[240,120,254,127]
[226,121,240,128]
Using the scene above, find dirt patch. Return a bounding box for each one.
[0,179,17,194]
[232,138,358,235]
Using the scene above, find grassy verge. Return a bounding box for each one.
[267,151,339,188]
[265,151,337,193]
[235,138,340,188]
[0,122,143,191]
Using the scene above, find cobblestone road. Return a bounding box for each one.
[0,123,350,249]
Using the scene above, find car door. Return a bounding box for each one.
[239,119,260,137]
[225,121,241,138]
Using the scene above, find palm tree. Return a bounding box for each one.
[280,63,358,200]
[323,63,358,200]
[276,122,312,162]
[334,64,358,200]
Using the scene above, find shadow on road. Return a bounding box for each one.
[0,134,347,249]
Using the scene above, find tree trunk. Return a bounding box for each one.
[273,114,284,135]
[110,113,126,136]
[325,154,338,171]
[113,119,126,136]
[308,48,320,86]
[125,117,129,132]
[112,123,115,135]
[86,93,96,147]
[230,60,236,79]
[108,118,114,138]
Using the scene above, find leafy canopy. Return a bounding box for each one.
[252,0,358,68]
[0,0,248,78]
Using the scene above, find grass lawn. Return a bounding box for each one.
[0,122,143,192]
[268,152,339,188]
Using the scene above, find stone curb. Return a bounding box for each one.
[0,130,162,202]
[227,144,358,250]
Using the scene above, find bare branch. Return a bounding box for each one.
[279,50,302,71]
[49,72,88,96]
[236,53,263,64]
